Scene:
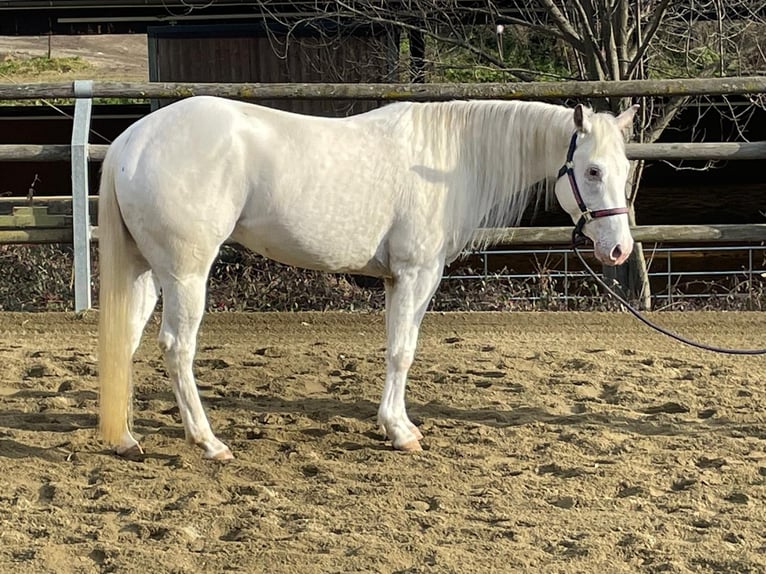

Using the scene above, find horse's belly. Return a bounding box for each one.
[231,219,390,276]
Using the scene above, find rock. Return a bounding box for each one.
[550,496,577,509]
[405,500,430,512]
[695,457,727,469]
[25,364,50,378]
[724,492,749,505]
[643,401,690,414]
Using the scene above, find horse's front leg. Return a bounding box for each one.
[378,259,443,451]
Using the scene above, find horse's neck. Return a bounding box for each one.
[461,101,573,188]
[452,101,573,231]
[398,101,576,258]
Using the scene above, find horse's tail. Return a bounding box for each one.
[98,144,136,446]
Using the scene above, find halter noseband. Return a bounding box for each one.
[558,132,630,245]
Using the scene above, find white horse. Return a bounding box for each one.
[98,96,637,460]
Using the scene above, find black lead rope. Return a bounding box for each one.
[559,129,766,355]
[572,235,766,356]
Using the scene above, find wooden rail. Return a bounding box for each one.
[3,221,766,246]
[1,76,765,101]
[3,141,766,162]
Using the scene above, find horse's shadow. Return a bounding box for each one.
[0,408,96,460]
[0,437,73,460]
[197,392,756,441]
[0,410,96,434]
[0,390,759,460]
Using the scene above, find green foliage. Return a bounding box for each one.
[0,54,91,77]
[439,63,511,84]
[427,26,570,83]
[647,43,721,79]
[498,30,571,76]
[646,21,765,79]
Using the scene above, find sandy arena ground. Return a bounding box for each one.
[0,310,764,573]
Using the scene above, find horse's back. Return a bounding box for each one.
[106,96,423,277]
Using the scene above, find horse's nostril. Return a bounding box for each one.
[611,244,623,262]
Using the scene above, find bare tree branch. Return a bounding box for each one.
[332,0,543,80]
[615,0,630,77]
[535,0,586,51]
[626,0,673,77]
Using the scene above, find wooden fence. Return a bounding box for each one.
[2,76,765,100]
[1,76,766,310]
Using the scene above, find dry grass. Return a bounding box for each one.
[0,54,91,81]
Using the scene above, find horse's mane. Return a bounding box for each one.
[402,100,578,258]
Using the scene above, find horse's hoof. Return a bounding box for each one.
[394,439,422,452]
[204,446,234,461]
[115,443,144,458]
[410,425,424,440]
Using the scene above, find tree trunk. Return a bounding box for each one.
[603,207,652,309]
[603,160,652,309]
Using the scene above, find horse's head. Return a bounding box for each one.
[554,104,638,266]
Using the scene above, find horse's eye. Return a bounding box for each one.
[586,166,602,180]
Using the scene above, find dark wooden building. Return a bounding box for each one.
[147,22,399,116]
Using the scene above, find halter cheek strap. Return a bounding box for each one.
[558,132,630,245]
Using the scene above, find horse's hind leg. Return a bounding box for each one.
[378,259,444,451]
[158,272,232,460]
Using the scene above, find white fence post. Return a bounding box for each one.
[70,80,93,312]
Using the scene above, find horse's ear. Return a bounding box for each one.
[573,104,592,134]
[615,104,640,131]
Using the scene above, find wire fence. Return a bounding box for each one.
[444,243,766,309]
